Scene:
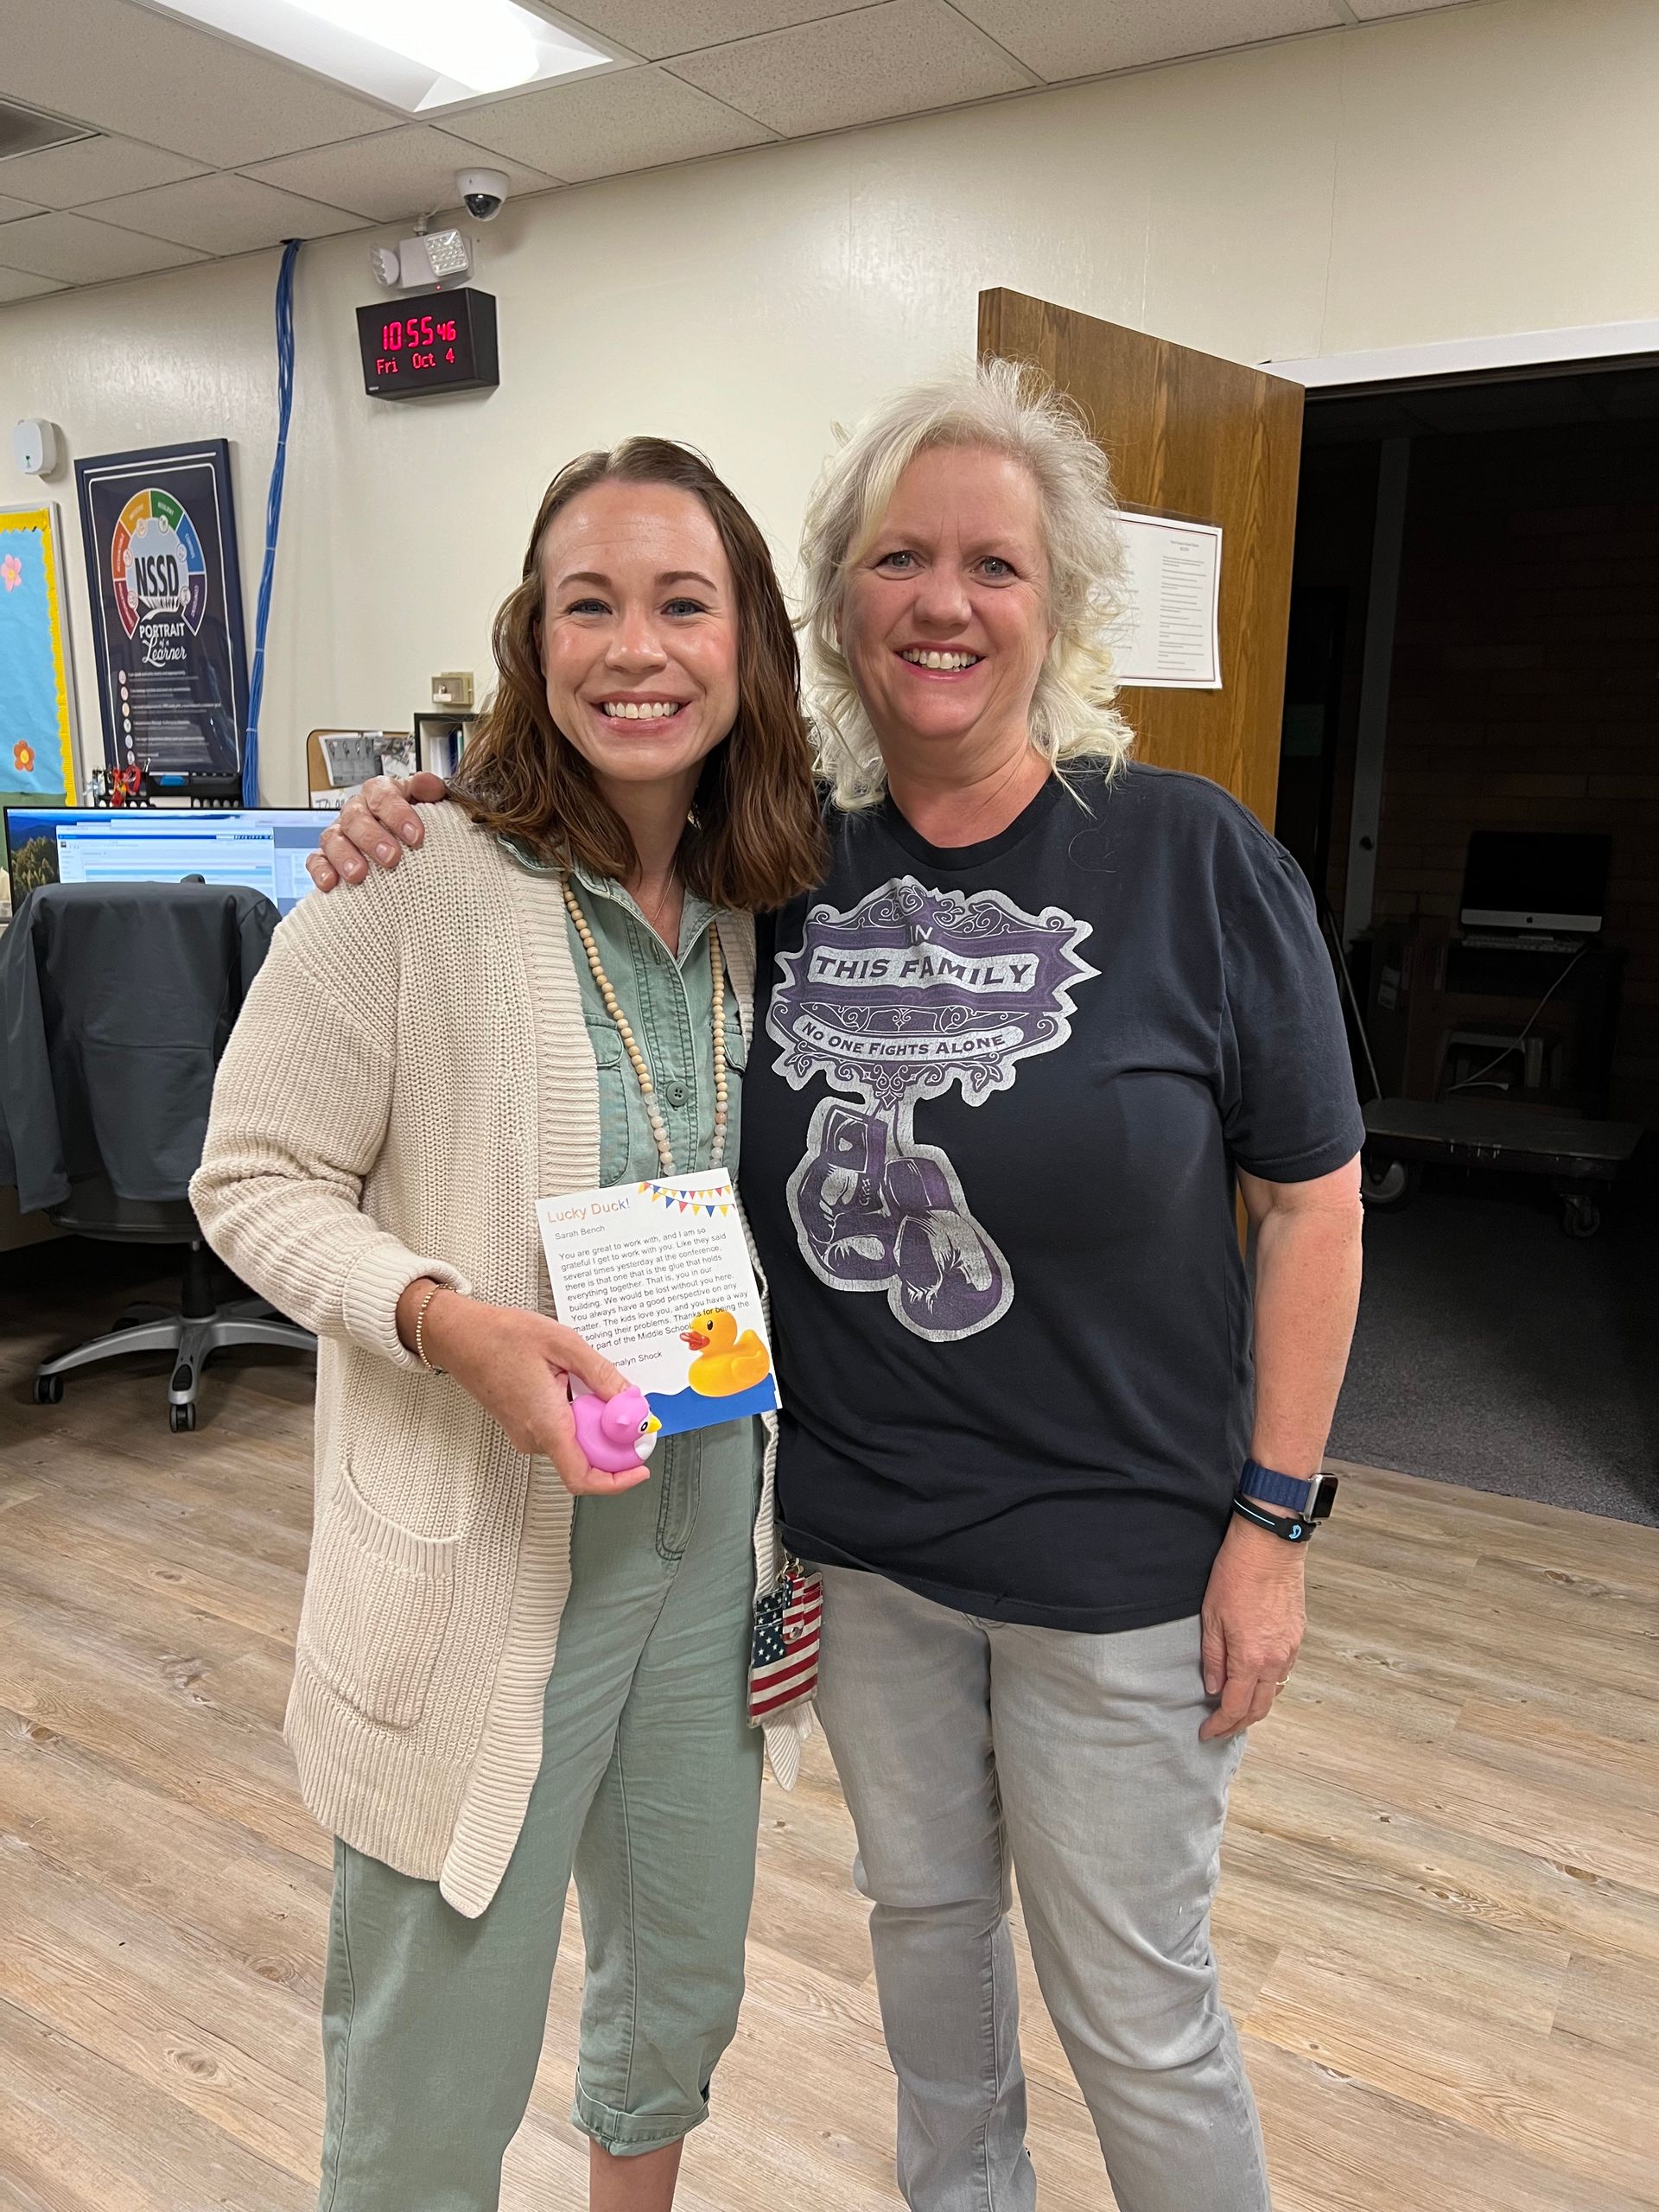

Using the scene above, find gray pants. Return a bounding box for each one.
[811,1566,1269,2212]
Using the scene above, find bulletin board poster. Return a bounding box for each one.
[0,503,79,798]
[74,440,248,777]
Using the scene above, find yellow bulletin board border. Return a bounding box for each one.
[0,501,79,801]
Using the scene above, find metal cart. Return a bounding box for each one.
[1360,1097,1644,1238]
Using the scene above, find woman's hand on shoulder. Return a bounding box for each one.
[308,772,449,891]
[404,1286,648,1495]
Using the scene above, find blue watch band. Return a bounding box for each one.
[1240,1459,1318,1513]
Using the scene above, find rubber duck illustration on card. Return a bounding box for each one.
[680,1310,772,1397]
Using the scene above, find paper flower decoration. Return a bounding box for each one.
[13,741,36,775]
[1,554,22,592]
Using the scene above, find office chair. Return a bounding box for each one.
[31,1186,315,1430]
[1,880,315,1430]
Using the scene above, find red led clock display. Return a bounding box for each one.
[378,308,459,365]
[357,288,499,401]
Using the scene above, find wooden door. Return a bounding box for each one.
[979,289,1304,828]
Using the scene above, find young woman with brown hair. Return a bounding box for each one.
[191,438,823,2212]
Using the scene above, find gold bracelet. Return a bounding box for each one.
[412,1281,448,1375]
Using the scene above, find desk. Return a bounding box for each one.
[1366,917,1624,1116]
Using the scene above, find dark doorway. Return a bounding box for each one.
[1277,358,1659,1525]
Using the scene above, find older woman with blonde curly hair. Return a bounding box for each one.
[317,359,1364,2212]
[749,359,1363,2212]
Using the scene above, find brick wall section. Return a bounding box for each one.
[1373,420,1659,1123]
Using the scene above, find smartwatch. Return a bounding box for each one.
[1234,1459,1338,1543]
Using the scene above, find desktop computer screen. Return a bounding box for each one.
[3,806,335,919]
[1459,830,1611,935]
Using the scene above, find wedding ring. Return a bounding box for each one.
[1275,1676,1291,1689]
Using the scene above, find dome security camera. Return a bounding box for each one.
[456,168,510,222]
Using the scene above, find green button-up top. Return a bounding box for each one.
[501,844,745,1185]
[499,840,760,1529]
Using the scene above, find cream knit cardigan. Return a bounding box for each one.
[191,804,808,1917]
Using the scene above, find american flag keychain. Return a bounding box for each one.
[748,1554,823,1724]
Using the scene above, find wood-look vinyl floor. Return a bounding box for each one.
[2,1272,1656,2211]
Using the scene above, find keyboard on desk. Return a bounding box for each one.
[1458,931,1589,955]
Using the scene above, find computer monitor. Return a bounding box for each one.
[3,806,336,920]
[1459,830,1611,935]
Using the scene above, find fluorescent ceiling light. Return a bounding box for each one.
[289,1,537,94]
[146,0,619,113]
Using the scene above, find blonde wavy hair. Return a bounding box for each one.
[800,356,1135,809]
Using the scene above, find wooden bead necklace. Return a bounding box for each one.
[561,873,728,1179]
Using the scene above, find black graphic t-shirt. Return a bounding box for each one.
[742,762,1365,1634]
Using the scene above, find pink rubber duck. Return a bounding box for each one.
[571,1386,662,1474]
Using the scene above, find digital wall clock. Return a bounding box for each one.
[357,288,499,401]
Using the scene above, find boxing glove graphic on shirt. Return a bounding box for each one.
[768,877,1097,1344]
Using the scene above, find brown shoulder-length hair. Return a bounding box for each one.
[453,436,824,911]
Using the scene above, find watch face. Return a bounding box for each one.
[1310,1474,1339,1520]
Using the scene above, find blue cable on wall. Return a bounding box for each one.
[242,236,301,806]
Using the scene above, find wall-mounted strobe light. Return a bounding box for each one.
[369,228,473,291]
[421,229,473,279]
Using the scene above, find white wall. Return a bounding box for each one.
[3,0,1656,804]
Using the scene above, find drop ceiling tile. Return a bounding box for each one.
[0,132,211,209]
[946,0,1342,84]
[0,195,46,223]
[243,126,561,223]
[461,65,773,183]
[556,2,864,63]
[4,0,402,168]
[0,265,67,302]
[669,0,1035,136]
[80,173,365,252]
[0,209,207,282]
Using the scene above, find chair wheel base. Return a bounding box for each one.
[32,1291,311,1427]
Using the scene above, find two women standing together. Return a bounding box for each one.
[194,361,1364,2212]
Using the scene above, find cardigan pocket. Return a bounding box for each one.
[298,1456,460,1730]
